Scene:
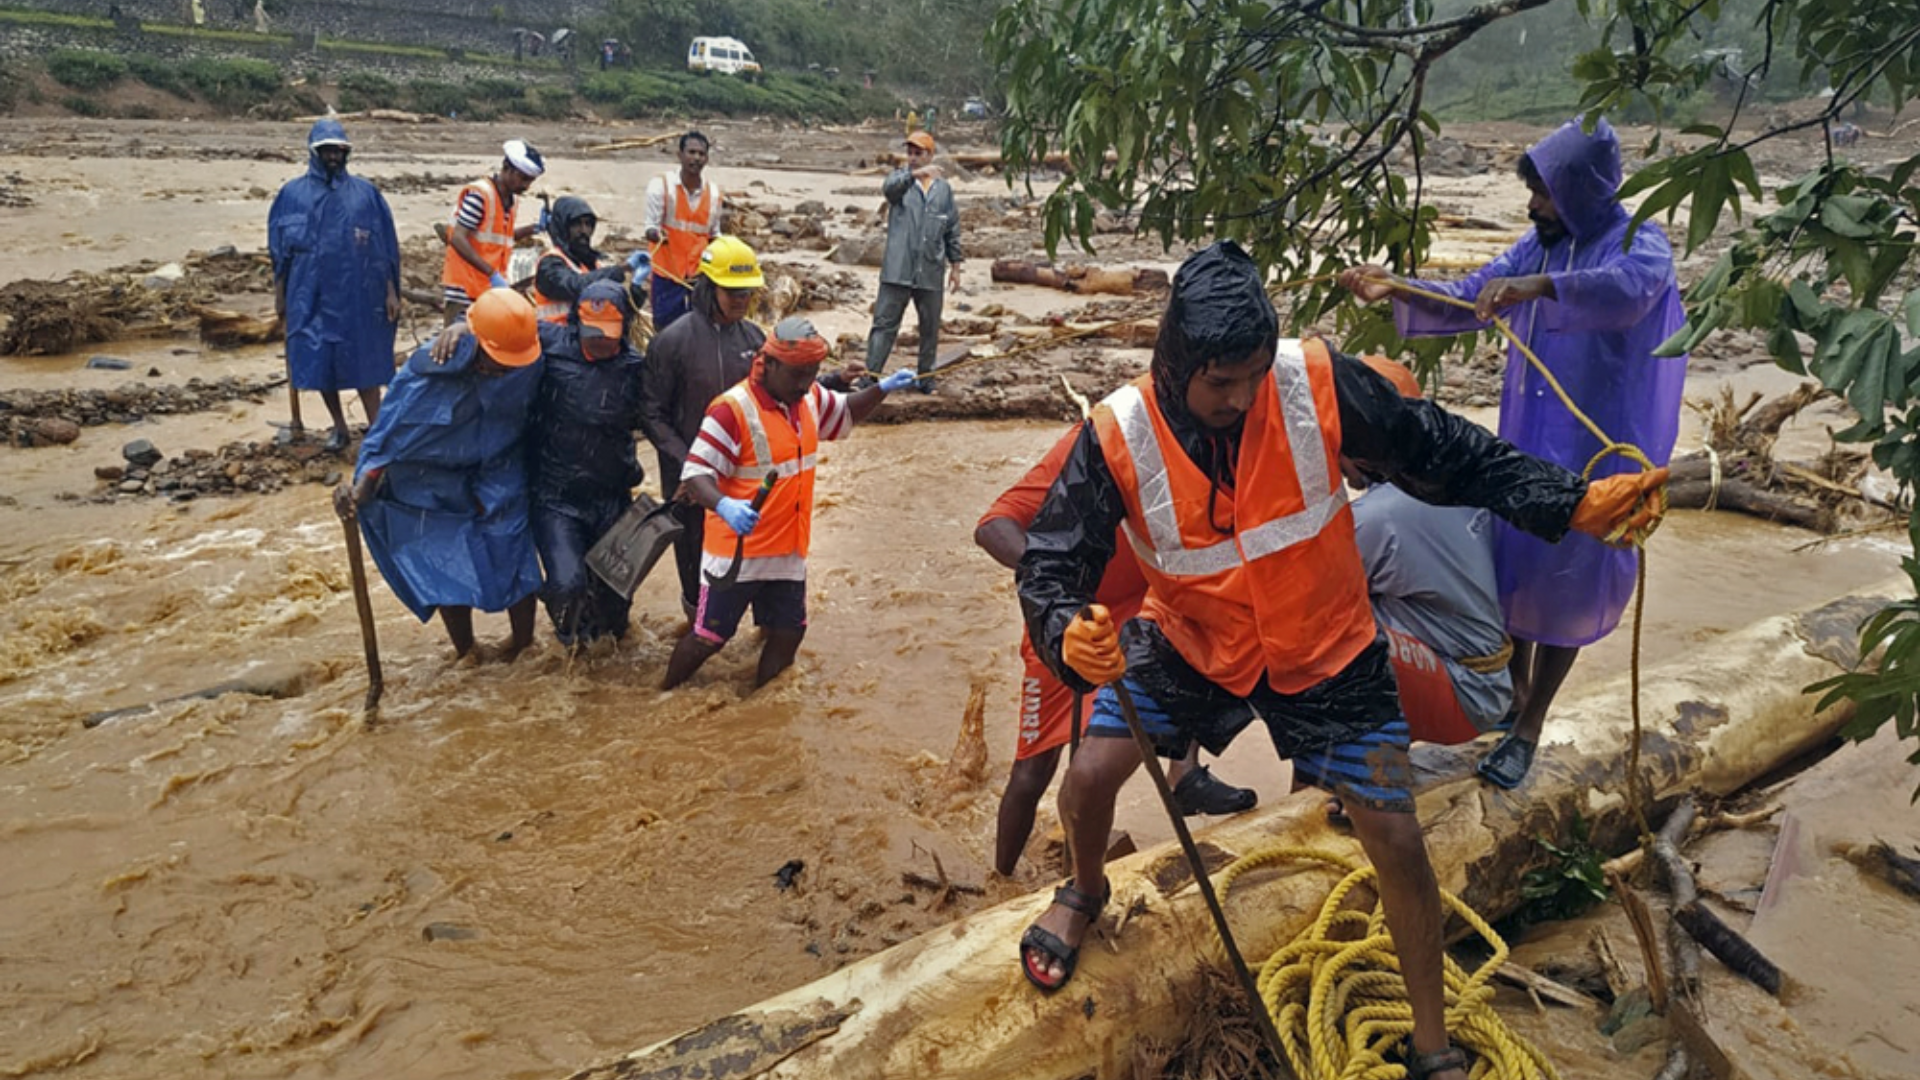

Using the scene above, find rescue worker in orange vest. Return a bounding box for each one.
[663,318,918,690]
[441,139,547,323]
[527,195,644,324]
[641,130,721,333]
[1016,242,1668,1080]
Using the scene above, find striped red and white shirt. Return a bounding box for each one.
[680,379,854,582]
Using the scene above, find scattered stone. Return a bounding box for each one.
[94,464,124,481]
[146,366,162,377]
[33,418,81,444]
[142,262,185,289]
[422,922,478,942]
[86,355,132,371]
[118,479,144,494]
[122,439,163,467]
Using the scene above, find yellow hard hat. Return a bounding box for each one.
[698,235,765,289]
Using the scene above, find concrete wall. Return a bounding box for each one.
[8,0,611,54]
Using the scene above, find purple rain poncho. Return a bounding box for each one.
[1391,117,1688,647]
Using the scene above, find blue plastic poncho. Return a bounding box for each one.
[353,336,544,621]
[1391,118,1688,647]
[267,118,401,393]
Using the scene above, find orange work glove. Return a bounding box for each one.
[1570,467,1670,546]
[1062,604,1126,686]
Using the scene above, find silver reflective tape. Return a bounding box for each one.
[730,386,774,466]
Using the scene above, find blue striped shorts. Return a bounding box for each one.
[1086,677,1415,814]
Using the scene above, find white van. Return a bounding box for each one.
[687,37,761,78]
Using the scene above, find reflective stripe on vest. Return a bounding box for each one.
[1108,339,1348,577]
[441,179,516,302]
[702,382,820,561]
[529,246,585,323]
[656,176,715,283]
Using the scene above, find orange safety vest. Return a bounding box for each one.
[1090,337,1376,696]
[701,380,818,561]
[654,175,716,285]
[528,246,586,323]
[441,178,516,302]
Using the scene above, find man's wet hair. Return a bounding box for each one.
[1517,152,1542,187]
[680,130,710,152]
[1150,241,1277,408]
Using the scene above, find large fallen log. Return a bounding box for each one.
[990,259,1170,296]
[566,582,1896,1080]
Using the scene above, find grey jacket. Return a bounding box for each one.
[879,168,962,291]
[637,281,765,468]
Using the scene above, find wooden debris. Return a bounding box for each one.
[989,259,1170,296]
[584,133,677,153]
[1673,901,1783,997]
[1493,961,1602,1011]
[194,307,282,348]
[1592,928,1634,999]
[292,108,440,124]
[1652,797,1702,994]
[1610,870,1671,1014]
[1832,839,1920,899]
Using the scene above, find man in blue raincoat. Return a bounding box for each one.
[334,289,546,660]
[526,280,648,644]
[1341,117,1688,788]
[268,118,402,453]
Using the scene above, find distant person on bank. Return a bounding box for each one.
[864,130,963,391]
[441,139,547,323]
[1339,116,1688,790]
[335,289,545,661]
[641,131,722,332]
[267,117,400,453]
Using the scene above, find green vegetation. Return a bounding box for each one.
[46,48,128,91]
[1517,816,1610,924]
[579,68,892,120]
[129,54,193,98]
[60,94,105,117]
[335,70,400,112]
[178,56,281,110]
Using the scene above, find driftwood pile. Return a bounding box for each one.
[0,249,278,356]
[1666,383,1900,533]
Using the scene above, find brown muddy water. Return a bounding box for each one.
[3,121,1915,1079]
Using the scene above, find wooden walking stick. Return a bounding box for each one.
[337,506,383,713]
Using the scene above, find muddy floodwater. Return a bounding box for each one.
[3,117,1916,1079]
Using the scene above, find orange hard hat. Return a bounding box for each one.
[469,288,542,368]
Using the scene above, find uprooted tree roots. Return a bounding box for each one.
[1666,383,1901,533]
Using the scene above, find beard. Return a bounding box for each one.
[1530,211,1567,244]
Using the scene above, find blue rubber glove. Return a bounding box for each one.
[879,369,919,393]
[626,250,651,271]
[538,205,551,232]
[715,497,759,536]
[488,271,510,289]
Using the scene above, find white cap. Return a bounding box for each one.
[503,139,545,178]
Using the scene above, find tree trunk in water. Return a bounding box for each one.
[565,584,1895,1080]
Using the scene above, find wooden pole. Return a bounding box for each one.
[339,512,383,714]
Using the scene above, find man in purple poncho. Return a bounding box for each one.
[1340,117,1687,789]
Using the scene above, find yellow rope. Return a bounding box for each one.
[1213,847,1560,1080]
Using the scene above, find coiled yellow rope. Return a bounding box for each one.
[1213,847,1560,1080]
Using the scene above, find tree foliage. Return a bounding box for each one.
[992,0,1920,773]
